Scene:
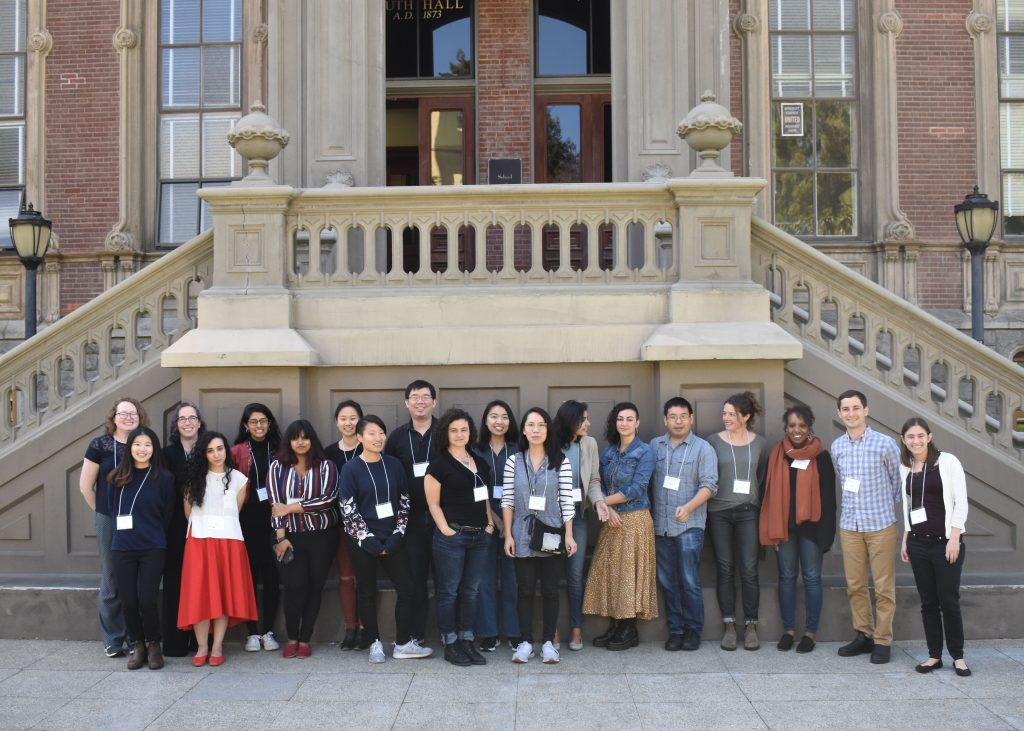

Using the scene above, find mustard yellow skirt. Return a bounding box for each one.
[582,509,659,620]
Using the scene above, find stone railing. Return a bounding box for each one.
[0,231,213,453]
[751,219,1024,460]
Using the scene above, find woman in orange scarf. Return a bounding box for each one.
[759,405,836,653]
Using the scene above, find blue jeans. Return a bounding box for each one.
[95,512,127,650]
[432,529,490,644]
[655,529,705,634]
[565,510,588,629]
[708,504,760,623]
[475,526,520,638]
[776,533,824,632]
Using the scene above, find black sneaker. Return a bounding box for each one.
[664,633,684,652]
[104,644,125,658]
[479,636,499,652]
[355,627,372,651]
[444,641,472,667]
[870,644,890,664]
[339,628,357,651]
[507,636,523,650]
[461,639,487,665]
[837,631,874,657]
[777,633,795,651]
[681,629,701,651]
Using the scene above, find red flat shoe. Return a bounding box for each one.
[282,642,299,658]
[208,654,225,667]
[191,654,208,667]
[297,644,312,658]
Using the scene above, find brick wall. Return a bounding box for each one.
[729,0,744,177]
[45,1,120,311]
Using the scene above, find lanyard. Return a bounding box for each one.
[117,467,152,518]
[727,433,752,484]
[361,456,391,505]
[913,462,928,511]
[408,430,431,463]
[525,454,550,498]
[662,439,691,480]
[488,444,506,485]
[339,441,359,463]
[249,440,270,487]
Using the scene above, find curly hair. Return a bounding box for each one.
[435,408,476,452]
[184,431,234,507]
[168,401,207,445]
[783,404,815,428]
[604,402,640,445]
[103,397,150,436]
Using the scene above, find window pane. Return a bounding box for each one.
[0,187,22,247]
[162,47,201,108]
[545,105,581,183]
[1004,172,1024,234]
[202,45,240,106]
[771,36,812,97]
[202,112,241,177]
[1001,103,1024,167]
[538,0,587,76]
[161,0,201,44]
[812,0,854,31]
[429,110,465,185]
[816,100,854,167]
[0,0,26,52]
[199,180,230,231]
[769,0,811,32]
[999,36,1024,98]
[0,122,24,185]
[427,16,472,78]
[997,0,1024,33]
[816,172,856,235]
[774,171,815,236]
[0,55,24,116]
[159,182,200,244]
[773,103,813,167]
[202,0,241,43]
[592,0,611,75]
[813,35,855,97]
[160,115,200,178]
[385,4,418,79]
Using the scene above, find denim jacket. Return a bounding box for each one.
[599,438,656,513]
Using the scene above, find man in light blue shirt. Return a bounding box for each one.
[651,397,718,651]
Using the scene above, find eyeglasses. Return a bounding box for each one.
[177,415,199,424]
[524,422,547,430]
[666,414,691,422]
[115,411,139,420]
[247,418,269,426]
[408,396,434,403]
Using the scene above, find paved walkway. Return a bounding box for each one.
[0,638,1021,730]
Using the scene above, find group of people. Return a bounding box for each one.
[78,383,971,676]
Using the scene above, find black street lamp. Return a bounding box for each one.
[954,186,998,343]
[8,203,53,340]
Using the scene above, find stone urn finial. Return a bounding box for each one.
[226,102,290,185]
[677,90,743,178]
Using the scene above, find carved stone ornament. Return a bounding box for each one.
[112,27,139,51]
[29,30,53,56]
[253,23,269,45]
[733,12,760,35]
[877,11,903,36]
[677,91,743,177]
[323,170,356,188]
[883,219,915,242]
[104,229,136,253]
[641,163,673,183]
[226,102,291,184]
[966,10,994,36]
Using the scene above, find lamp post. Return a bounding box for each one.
[8,203,53,340]
[954,186,998,343]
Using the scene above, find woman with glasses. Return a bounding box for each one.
[79,397,150,658]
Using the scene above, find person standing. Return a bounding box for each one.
[831,390,902,664]
[650,397,718,652]
[898,418,971,677]
[384,380,439,645]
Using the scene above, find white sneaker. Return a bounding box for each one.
[260,632,280,651]
[542,641,560,664]
[393,639,433,659]
[244,634,261,652]
[512,640,534,664]
[368,640,386,663]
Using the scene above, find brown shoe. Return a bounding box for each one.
[146,641,164,670]
[126,641,147,670]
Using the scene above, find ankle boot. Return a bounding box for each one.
[744,622,760,651]
[720,622,737,651]
[126,641,147,670]
[146,640,165,669]
[607,619,639,651]
[593,619,619,648]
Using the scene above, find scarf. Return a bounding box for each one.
[759,435,823,545]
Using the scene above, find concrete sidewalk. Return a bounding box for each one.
[0,638,1020,730]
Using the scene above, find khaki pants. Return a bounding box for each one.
[839,523,898,646]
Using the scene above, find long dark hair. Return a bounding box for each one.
[168,401,207,445]
[277,419,328,468]
[184,431,235,507]
[553,399,588,449]
[107,426,165,487]
[435,408,476,451]
[477,400,519,450]
[517,407,564,469]
[899,417,940,467]
[233,402,282,452]
[604,402,640,446]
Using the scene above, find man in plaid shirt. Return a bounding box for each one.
[830,390,902,665]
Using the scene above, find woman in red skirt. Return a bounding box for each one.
[179,431,257,666]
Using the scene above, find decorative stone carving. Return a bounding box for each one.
[323,170,356,188]
[28,30,53,57]
[112,27,138,52]
[877,11,903,36]
[226,102,290,184]
[641,163,673,183]
[733,12,760,35]
[253,22,268,46]
[966,10,994,36]
[104,229,136,253]
[677,91,743,177]
[883,219,915,242]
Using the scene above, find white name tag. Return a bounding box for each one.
[376,501,394,519]
[572,489,583,503]
[206,515,225,531]
[116,515,133,531]
[542,532,562,551]
[790,459,810,471]
[663,476,680,491]
[492,485,503,499]
[286,496,302,505]
[910,507,927,525]
[413,462,429,478]
[843,478,860,493]
[733,479,751,495]
[473,486,488,503]
[529,495,547,511]
[257,487,268,502]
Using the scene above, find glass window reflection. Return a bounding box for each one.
[387,0,473,79]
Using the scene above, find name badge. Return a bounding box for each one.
[733,479,751,495]
[542,532,562,551]
[492,485,503,499]
[116,515,133,531]
[286,496,302,505]
[257,487,268,502]
[843,478,860,493]
[376,501,394,519]
[572,488,583,503]
[473,486,488,503]
[413,462,429,478]
[790,459,810,471]
[529,495,547,511]
[910,507,927,525]
[206,515,225,531]
[663,476,680,491]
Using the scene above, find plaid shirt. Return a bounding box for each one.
[831,426,902,532]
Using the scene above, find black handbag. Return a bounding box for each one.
[527,514,565,555]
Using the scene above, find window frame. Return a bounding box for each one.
[534,0,611,78]
[0,0,27,249]
[997,0,1024,239]
[385,0,476,81]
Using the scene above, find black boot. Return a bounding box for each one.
[593,619,619,648]
[607,619,639,651]
[339,627,357,651]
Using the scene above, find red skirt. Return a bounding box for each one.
[178,536,257,630]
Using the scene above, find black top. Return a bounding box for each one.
[238,439,273,537]
[426,451,492,528]
[786,451,838,553]
[110,468,176,551]
[84,435,124,517]
[905,464,946,537]
[325,442,363,473]
[339,455,409,556]
[162,443,195,553]
[473,442,514,511]
[384,418,438,512]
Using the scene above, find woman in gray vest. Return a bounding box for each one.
[501,407,576,664]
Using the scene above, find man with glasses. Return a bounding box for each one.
[384,380,440,646]
[650,397,717,651]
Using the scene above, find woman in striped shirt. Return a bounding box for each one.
[268,420,341,658]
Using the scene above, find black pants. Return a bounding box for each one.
[908,533,966,660]
[514,556,561,644]
[708,504,760,622]
[113,548,165,644]
[280,529,338,643]
[241,502,281,636]
[161,513,195,656]
[404,509,434,640]
[349,538,416,645]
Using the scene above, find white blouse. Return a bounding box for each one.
[188,469,247,541]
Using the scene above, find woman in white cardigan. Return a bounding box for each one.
[898,417,970,677]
